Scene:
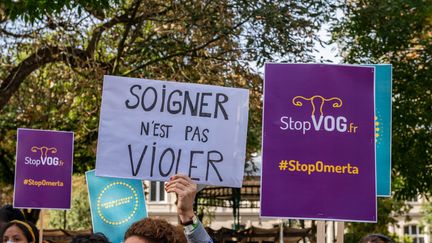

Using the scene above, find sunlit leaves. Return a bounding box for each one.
[332,0,432,200]
[0,0,335,184]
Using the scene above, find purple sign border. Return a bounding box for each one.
[13,128,74,210]
[260,63,377,223]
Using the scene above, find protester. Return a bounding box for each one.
[165,174,213,243]
[124,217,186,243]
[124,174,213,243]
[0,220,39,243]
[71,232,110,243]
[0,204,26,229]
[360,233,394,243]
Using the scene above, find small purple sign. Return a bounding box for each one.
[14,128,74,209]
[261,64,377,222]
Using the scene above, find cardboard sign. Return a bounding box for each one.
[368,64,392,197]
[96,75,249,188]
[13,128,74,209]
[86,170,147,243]
[261,64,377,222]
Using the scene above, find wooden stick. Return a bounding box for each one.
[336,221,345,243]
[317,221,325,243]
[39,210,44,243]
[279,220,284,243]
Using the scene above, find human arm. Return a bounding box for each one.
[164,174,213,243]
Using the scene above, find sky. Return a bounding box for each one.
[313,23,343,63]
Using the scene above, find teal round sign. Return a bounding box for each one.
[96,181,139,225]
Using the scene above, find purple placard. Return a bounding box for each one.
[13,128,74,209]
[261,64,377,222]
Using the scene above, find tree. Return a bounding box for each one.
[421,198,432,242]
[0,0,336,225]
[48,175,91,230]
[331,0,432,200]
[1,0,116,23]
[0,0,336,183]
[332,1,432,239]
[344,198,411,243]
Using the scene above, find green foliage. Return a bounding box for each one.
[344,198,411,243]
[0,62,101,176]
[421,198,432,235]
[332,0,432,200]
[1,0,121,23]
[48,175,91,230]
[0,183,13,205]
[0,0,336,186]
[197,205,215,227]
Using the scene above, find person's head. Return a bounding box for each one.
[360,233,394,243]
[0,205,25,228]
[0,220,39,243]
[124,218,186,243]
[71,232,110,243]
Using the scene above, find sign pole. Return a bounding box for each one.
[337,221,345,243]
[279,219,284,243]
[39,209,44,243]
[317,221,325,243]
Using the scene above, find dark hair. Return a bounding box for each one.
[124,218,186,243]
[0,204,25,223]
[360,233,394,243]
[0,220,39,243]
[71,232,110,243]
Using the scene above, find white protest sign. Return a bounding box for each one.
[95,75,249,188]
